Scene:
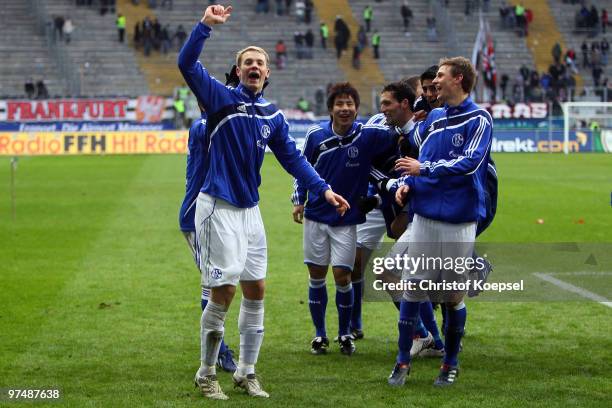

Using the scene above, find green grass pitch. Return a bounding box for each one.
[0,153,611,407]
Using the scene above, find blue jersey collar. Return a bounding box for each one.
[443,96,472,115]
[237,83,265,100]
[326,120,360,138]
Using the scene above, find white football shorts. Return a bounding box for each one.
[356,208,386,250]
[401,214,476,302]
[303,218,356,271]
[195,193,267,288]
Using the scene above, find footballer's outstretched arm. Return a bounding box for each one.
[177,5,233,112]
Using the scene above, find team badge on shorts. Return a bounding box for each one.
[452,133,464,147]
[211,268,223,279]
[348,146,359,159]
[261,124,271,139]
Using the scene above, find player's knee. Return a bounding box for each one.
[241,280,265,300]
[307,263,328,279]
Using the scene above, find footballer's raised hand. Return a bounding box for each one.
[324,189,350,216]
[202,4,233,25]
[292,205,304,224]
[395,185,410,206]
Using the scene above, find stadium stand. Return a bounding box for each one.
[0,1,68,98]
[119,0,349,112]
[346,0,450,81]
[36,0,148,97]
[549,0,610,97]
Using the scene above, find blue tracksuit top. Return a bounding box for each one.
[179,117,208,232]
[398,97,493,224]
[292,120,398,226]
[178,22,329,208]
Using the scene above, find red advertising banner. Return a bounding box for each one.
[0,97,173,123]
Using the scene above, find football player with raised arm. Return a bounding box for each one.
[178,4,349,400]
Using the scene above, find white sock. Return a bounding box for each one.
[237,298,264,377]
[197,301,226,378]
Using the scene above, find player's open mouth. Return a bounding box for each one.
[248,71,261,80]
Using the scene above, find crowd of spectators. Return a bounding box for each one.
[132,17,186,56]
[571,2,608,37]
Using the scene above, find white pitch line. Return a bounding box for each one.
[533,273,612,309]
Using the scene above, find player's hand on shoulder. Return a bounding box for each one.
[324,189,350,217]
[413,110,427,122]
[292,205,304,224]
[395,157,420,176]
[395,185,410,206]
[202,4,233,25]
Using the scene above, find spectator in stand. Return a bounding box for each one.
[286,0,292,15]
[305,29,314,59]
[320,22,329,49]
[401,1,412,33]
[275,40,287,69]
[296,0,305,23]
[36,80,49,99]
[161,24,171,54]
[581,40,589,67]
[142,17,153,55]
[275,0,284,16]
[54,15,65,41]
[63,18,74,44]
[515,3,526,37]
[160,0,173,10]
[593,64,603,87]
[256,0,270,14]
[499,1,514,29]
[513,72,524,102]
[464,0,472,16]
[426,15,437,41]
[585,5,599,37]
[372,29,381,59]
[552,42,562,64]
[117,13,126,43]
[352,44,361,69]
[591,41,602,67]
[602,9,608,34]
[357,25,367,50]
[152,18,161,51]
[174,24,187,51]
[314,88,325,115]
[364,5,373,32]
[500,73,509,100]
[540,71,552,92]
[601,37,609,65]
[483,0,491,13]
[334,15,350,58]
[565,48,579,74]
[305,0,313,24]
[294,31,305,59]
[296,96,310,112]
[134,22,141,48]
[24,78,36,99]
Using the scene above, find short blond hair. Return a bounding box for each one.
[438,56,477,94]
[236,46,270,67]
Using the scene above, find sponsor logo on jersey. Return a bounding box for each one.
[320,143,328,151]
[237,103,247,113]
[261,124,271,138]
[348,145,359,159]
[211,268,223,279]
[452,133,464,147]
[449,150,460,158]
